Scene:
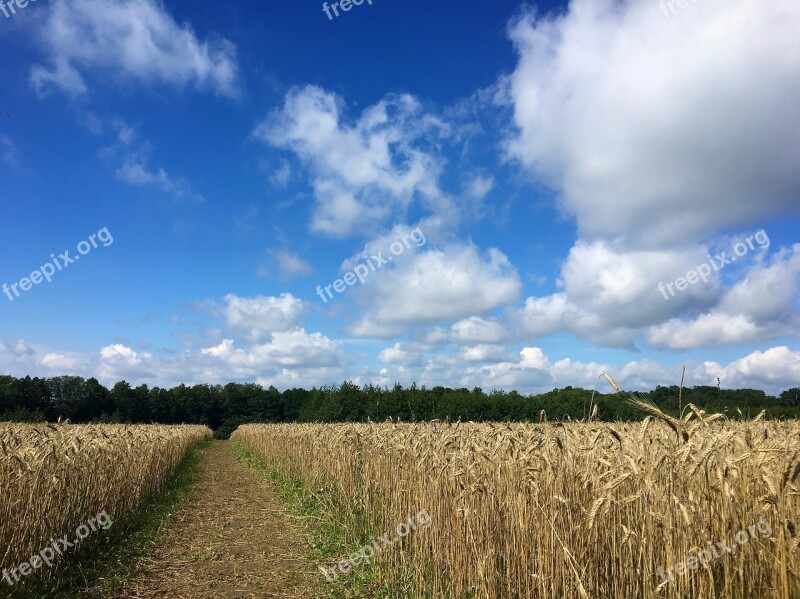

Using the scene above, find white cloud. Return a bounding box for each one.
[99,344,150,362]
[200,339,234,358]
[222,293,305,341]
[113,118,136,145]
[458,346,603,391]
[98,344,154,381]
[339,220,434,272]
[2,336,797,396]
[202,329,343,370]
[451,316,509,344]
[30,0,239,97]
[649,313,768,349]
[504,0,800,246]
[512,240,721,346]
[699,347,800,391]
[459,344,508,363]
[377,343,423,366]
[0,340,35,357]
[254,86,450,236]
[377,344,797,396]
[39,353,83,371]
[91,327,346,388]
[647,245,800,348]
[0,341,92,379]
[345,316,405,339]
[348,243,521,332]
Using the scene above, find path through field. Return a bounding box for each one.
[117,440,325,599]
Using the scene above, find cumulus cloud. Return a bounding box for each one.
[15,326,346,389]
[511,240,722,346]
[454,346,606,391]
[373,344,795,396]
[30,0,239,97]
[647,245,800,348]
[1,341,92,379]
[222,293,305,341]
[451,317,509,344]
[98,344,154,381]
[39,353,85,372]
[18,325,346,389]
[459,344,509,363]
[200,338,235,358]
[503,0,800,247]
[347,243,521,333]
[377,343,423,366]
[697,346,800,392]
[254,86,450,236]
[196,330,346,389]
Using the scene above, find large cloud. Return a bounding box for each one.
[510,240,722,346]
[346,242,521,335]
[504,0,800,247]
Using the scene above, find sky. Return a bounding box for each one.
[0,0,798,395]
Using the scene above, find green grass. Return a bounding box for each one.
[6,438,211,599]
[233,441,407,599]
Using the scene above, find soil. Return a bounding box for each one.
[116,440,326,598]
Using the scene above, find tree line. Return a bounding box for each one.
[1,375,798,438]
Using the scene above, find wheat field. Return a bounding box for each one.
[0,423,211,585]
[233,410,800,598]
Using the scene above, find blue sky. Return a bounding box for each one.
[1,0,798,394]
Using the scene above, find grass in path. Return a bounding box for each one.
[234,441,418,599]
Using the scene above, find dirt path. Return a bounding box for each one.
[117,440,326,599]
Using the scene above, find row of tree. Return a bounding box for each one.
[1,375,798,437]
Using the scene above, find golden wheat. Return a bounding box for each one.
[233,416,800,598]
[0,423,211,586]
